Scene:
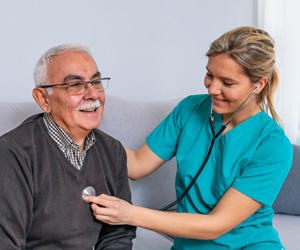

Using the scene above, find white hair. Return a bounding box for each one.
[33,43,92,95]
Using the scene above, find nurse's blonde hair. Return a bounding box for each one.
[206,26,282,127]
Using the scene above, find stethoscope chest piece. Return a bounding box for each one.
[82,186,96,203]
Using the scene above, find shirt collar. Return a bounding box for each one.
[43,113,96,154]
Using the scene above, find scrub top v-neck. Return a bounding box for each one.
[146,94,293,250]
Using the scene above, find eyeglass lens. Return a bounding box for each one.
[67,79,109,95]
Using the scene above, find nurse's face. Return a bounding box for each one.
[204,53,260,122]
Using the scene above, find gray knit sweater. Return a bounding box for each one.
[0,114,136,249]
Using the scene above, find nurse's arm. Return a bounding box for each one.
[84,187,262,240]
[125,144,166,180]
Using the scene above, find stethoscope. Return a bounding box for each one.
[82,84,259,212]
[82,186,96,201]
[160,84,260,211]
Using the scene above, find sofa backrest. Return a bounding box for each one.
[272,144,300,216]
[100,96,180,210]
[0,95,180,211]
[1,96,299,214]
[0,101,42,136]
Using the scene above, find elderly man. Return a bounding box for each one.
[0,44,136,249]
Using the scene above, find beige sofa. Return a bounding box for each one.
[1,95,299,250]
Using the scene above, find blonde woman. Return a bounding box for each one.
[85,26,293,250]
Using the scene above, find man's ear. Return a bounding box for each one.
[32,88,51,113]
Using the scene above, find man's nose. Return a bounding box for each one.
[84,82,101,99]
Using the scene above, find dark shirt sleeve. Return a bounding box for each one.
[95,224,136,250]
[0,138,33,249]
[95,144,136,249]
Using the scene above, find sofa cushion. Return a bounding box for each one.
[272,144,300,215]
[273,213,300,249]
[133,228,173,250]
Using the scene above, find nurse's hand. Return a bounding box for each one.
[83,194,136,225]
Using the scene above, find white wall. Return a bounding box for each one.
[0,0,257,103]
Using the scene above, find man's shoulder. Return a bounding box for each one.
[90,129,126,164]
[1,113,45,143]
[93,128,123,148]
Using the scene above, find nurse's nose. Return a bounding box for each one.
[207,80,222,96]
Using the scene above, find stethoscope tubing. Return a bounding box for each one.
[159,86,258,211]
[159,120,225,211]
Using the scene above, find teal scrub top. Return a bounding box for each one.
[146,94,293,250]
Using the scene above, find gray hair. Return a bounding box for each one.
[33,43,92,95]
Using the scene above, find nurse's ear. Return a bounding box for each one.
[255,77,268,94]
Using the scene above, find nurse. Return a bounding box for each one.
[85,26,293,249]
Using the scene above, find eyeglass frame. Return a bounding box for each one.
[36,77,110,95]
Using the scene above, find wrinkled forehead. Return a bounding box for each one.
[47,50,99,83]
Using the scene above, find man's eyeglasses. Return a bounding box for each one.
[37,78,110,95]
